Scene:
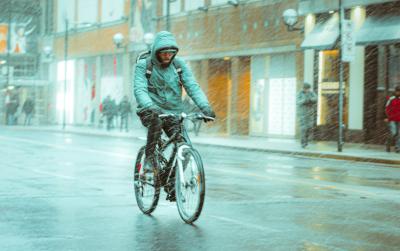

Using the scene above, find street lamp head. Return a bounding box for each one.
[113,33,125,48]
[283,8,298,27]
[143,33,155,46]
[43,46,53,57]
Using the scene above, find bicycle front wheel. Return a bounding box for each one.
[175,146,205,224]
[134,146,160,214]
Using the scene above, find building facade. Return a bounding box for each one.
[48,0,146,127]
[0,0,47,125]
[155,0,304,137]
[299,0,400,144]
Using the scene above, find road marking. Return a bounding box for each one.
[210,215,280,232]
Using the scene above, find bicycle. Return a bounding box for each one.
[134,112,214,224]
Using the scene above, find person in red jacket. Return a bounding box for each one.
[385,85,400,152]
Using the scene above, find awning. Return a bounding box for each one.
[301,14,339,50]
[356,14,400,45]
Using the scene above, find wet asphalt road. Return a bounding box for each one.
[0,127,399,251]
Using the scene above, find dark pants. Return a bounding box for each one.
[120,115,129,132]
[301,126,312,147]
[24,113,33,126]
[138,109,181,158]
[106,115,114,131]
[388,121,400,151]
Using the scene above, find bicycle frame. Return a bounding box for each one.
[155,120,191,188]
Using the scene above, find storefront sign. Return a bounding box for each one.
[341,20,355,62]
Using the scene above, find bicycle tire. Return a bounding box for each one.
[175,146,205,224]
[134,146,160,215]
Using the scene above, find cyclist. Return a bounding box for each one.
[134,31,215,172]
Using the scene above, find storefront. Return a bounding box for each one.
[301,1,400,144]
[55,53,125,127]
[356,2,400,143]
[188,56,251,136]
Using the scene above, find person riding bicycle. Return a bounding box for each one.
[134,31,215,172]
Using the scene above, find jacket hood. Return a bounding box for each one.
[151,31,179,65]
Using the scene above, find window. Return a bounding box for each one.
[78,0,98,25]
[57,0,76,32]
[185,0,204,11]
[101,0,125,23]
[317,50,349,126]
[211,0,227,5]
[163,0,181,16]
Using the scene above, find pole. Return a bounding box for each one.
[338,0,344,152]
[63,19,68,130]
[166,0,170,31]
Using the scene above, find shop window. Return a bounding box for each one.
[101,55,124,103]
[317,50,349,126]
[101,0,125,23]
[185,0,204,11]
[78,0,98,25]
[57,60,75,124]
[57,0,75,32]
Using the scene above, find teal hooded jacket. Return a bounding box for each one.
[134,31,210,113]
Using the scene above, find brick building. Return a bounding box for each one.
[299,0,400,144]
[48,0,134,126]
[156,0,304,137]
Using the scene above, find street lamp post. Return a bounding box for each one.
[166,0,171,31]
[337,0,345,152]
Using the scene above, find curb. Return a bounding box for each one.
[9,126,400,167]
[194,142,400,166]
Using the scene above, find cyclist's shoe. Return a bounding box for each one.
[166,190,176,202]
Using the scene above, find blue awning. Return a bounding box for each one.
[301,14,339,50]
[356,14,400,45]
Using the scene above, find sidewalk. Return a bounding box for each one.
[8,125,400,166]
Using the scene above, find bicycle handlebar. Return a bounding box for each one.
[159,112,215,122]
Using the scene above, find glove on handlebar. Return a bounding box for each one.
[200,106,216,122]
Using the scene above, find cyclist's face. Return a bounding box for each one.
[159,51,175,64]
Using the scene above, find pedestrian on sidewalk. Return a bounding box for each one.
[297,83,317,148]
[22,97,35,126]
[119,95,132,132]
[384,85,400,153]
[6,92,19,126]
[102,95,114,131]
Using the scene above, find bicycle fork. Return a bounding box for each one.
[176,145,191,185]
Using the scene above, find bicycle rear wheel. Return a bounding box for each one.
[134,146,160,214]
[175,146,205,224]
